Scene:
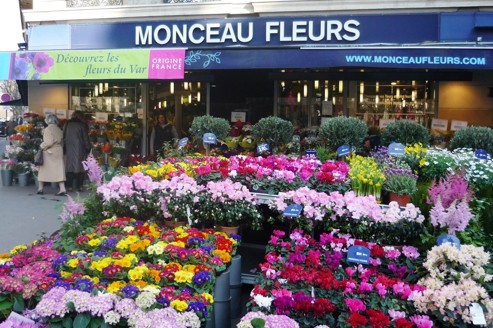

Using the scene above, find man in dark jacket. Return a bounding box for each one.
[149,112,178,158]
[63,111,91,192]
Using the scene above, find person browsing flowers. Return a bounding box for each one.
[37,114,67,196]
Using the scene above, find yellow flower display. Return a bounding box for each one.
[107,281,127,294]
[171,299,189,312]
[174,270,194,283]
[67,259,79,268]
[212,249,232,264]
[348,155,385,201]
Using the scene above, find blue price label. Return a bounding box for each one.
[347,245,370,265]
[257,143,270,153]
[178,137,188,148]
[388,142,405,156]
[305,150,317,159]
[337,145,351,156]
[203,133,216,145]
[283,204,303,218]
[475,149,488,160]
[437,234,461,249]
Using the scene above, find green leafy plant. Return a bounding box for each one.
[189,115,231,145]
[449,126,493,156]
[318,116,368,152]
[381,120,430,146]
[382,161,418,196]
[252,116,293,152]
[313,146,337,162]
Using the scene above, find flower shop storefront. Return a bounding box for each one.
[1,8,493,328]
[1,12,492,155]
[2,137,493,327]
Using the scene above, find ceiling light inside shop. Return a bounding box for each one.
[170,82,175,94]
[303,84,308,98]
[324,86,329,101]
[338,80,343,93]
[297,92,301,103]
[197,91,201,102]
[314,80,319,90]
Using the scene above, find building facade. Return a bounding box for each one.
[14,0,493,153]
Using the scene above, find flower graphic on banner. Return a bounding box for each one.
[185,50,221,68]
[11,52,55,80]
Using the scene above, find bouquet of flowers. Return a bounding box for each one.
[14,124,34,135]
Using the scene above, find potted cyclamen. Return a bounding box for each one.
[197,179,263,234]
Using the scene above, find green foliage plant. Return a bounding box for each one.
[449,126,493,156]
[318,116,368,152]
[189,115,231,145]
[313,145,337,162]
[381,120,430,146]
[252,116,293,151]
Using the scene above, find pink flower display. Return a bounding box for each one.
[248,229,424,327]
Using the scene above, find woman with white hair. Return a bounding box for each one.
[36,114,67,196]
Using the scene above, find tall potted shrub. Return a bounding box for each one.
[381,120,430,146]
[189,115,231,148]
[449,126,493,156]
[318,116,368,152]
[251,116,293,153]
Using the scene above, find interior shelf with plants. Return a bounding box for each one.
[356,80,436,128]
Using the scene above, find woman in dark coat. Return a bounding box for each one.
[63,111,91,192]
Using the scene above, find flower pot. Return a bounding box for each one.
[389,192,411,207]
[164,220,187,229]
[17,172,30,187]
[1,170,13,187]
[218,226,240,235]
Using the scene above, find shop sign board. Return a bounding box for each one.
[283,204,303,218]
[347,245,370,265]
[6,49,185,80]
[379,119,395,129]
[337,145,351,156]
[203,133,216,144]
[256,143,270,154]
[388,142,405,156]
[450,120,468,131]
[305,150,317,159]
[437,234,461,249]
[475,149,488,160]
[431,118,448,131]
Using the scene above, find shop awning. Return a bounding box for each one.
[0,48,185,81]
[1,46,492,81]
